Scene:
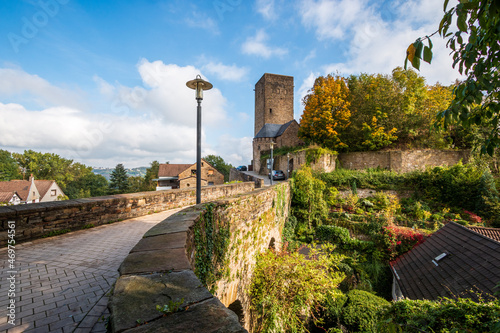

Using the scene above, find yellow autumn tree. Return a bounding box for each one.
[298,75,351,150]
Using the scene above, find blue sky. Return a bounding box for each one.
[0,0,463,168]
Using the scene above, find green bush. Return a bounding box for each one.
[250,245,344,333]
[380,297,500,333]
[341,290,390,332]
[316,225,374,252]
[291,166,328,235]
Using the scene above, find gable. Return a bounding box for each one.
[391,222,500,301]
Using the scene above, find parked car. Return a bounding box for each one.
[268,170,286,180]
[236,165,247,171]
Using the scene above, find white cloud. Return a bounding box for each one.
[256,0,277,19]
[185,11,220,34]
[299,0,370,41]
[241,29,288,59]
[202,62,249,82]
[205,135,253,166]
[0,67,85,109]
[302,0,464,85]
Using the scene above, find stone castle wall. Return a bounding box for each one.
[0,182,255,247]
[337,149,470,172]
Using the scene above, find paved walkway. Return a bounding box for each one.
[0,208,183,333]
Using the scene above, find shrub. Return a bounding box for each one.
[250,245,345,333]
[380,297,500,332]
[291,166,328,234]
[377,225,426,260]
[316,225,374,252]
[340,290,390,333]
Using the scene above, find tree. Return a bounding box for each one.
[109,164,129,194]
[0,150,21,181]
[299,74,351,150]
[203,155,232,182]
[142,160,160,191]
[64,173,108,199]
[405,0,500,155]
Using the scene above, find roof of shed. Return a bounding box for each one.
[390,222,500,302]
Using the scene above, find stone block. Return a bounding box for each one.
[131,232,187,252]
[119,248,191,275]
[144,212,200,237]
[109,271,213,332]
[123,298,247,333]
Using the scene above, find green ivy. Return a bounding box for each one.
[193,203,231,293]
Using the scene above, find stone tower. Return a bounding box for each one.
[254,73,294,136]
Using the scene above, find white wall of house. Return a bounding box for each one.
[40,182,65,202]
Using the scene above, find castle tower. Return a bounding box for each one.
[254,73,294,136]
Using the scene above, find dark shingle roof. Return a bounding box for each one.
[468,226,500,242]
[255,120,295,138]
[390,222,500,301]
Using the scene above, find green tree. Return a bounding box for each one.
[64,173,108,199]
[109,163,129,194]
[0,150,21,181]
[405,0,500,154]
[203,155,233,182]
[128,176,144,193]
[142,160,160,191]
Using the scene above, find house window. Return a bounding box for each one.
[202,162,204,166]
[51,189,57,196]
[208,170,214,176]
[208,182,214,186]
[33,191,35,197]
[191,169,196,175]
[187,183,190,187]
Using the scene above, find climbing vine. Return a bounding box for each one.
[193,203,231,293]
[306,146,336,165]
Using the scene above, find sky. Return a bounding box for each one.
[0,0,464,168]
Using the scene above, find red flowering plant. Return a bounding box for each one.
[462,210,482,224]
[378,225,427,260]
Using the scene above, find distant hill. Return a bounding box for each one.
[93,167,148,180]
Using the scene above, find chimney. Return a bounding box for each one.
[29,174,35,182]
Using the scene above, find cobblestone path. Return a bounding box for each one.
[0,208,183,333]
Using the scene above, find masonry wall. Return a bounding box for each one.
[0,182,255,247]
[109,183,291,332]
[260,150,337,176]
[229,169,265,188]
[337,149,470,172]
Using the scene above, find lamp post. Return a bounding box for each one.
[270,141,275,186]
[186,75,213,204]
[287,152,290,179]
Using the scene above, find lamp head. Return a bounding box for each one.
[186,75,213,100]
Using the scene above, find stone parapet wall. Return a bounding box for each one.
[228,169,265,188]
[260,150,337,176]
[337,149,470,172]
[109,183,291,332]
[0,182,255,247]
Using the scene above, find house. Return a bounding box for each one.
[34,180,66,202]
[468,225,500,242]
[156,159,224,190]
[0,176,41,204]
[390,222,500,302]
[252,73,305,173]
[0,191,22,205]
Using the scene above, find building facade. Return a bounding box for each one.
[156,160,224,190]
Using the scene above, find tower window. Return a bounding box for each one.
[269,108,272,113]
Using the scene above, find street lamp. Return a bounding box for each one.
[186,75,213,204]
[287,152,290,179]
[270,141,275,186]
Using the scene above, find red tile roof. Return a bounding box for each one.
[34,180,55,198]
[468,226,500,242]
[390,222,500,302]
[158,164,192,177]
[0,191,18,203]
[0,180,32,201]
